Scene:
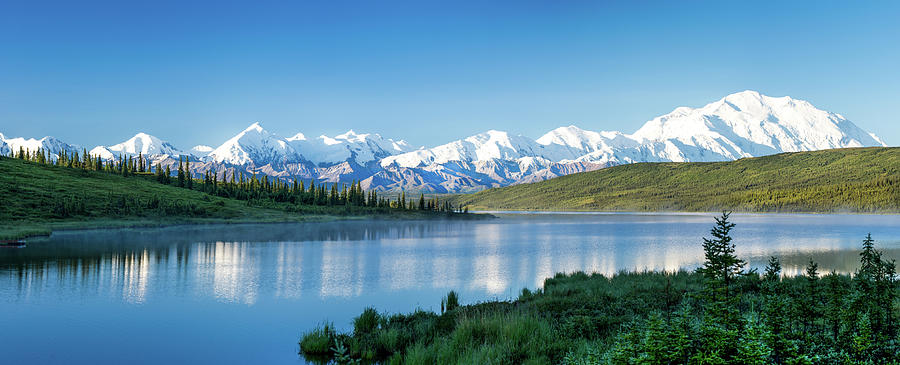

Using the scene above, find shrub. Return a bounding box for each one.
[299,322,335,355]
[354,307,380,336]
[441,290,460,313]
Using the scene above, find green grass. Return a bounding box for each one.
[301,270,704,364]
[301,259,899,364]
[449,147,900,212]
[0,156,483,239]
[299,322,336,356]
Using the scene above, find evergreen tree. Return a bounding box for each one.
[822,271,848,342]
[696,211,745,330]
[177,157,185,187]
[186,159,193,189]
[799,259,822,337]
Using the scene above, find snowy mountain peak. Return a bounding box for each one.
[2,91,889,192]
[90,132,185,160]
[208,122,301,166]
[336,129,360,139]
[287,132,306,141]
[537,125,623,146]
[631,90,886,159]
[2,134,80,160]
[335,130,378,144]
[317,135,342,145]
[243,122,265,133]
[190,145,213,156]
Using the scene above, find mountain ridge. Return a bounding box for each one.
[1,91,887,192]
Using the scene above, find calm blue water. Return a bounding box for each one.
[1,213,898,364]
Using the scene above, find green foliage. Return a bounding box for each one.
[353,307,381,336]
[299,322,336,356]
[441,290,459,314]
[0,157,483,239]
[451,147,900,212]
[736,318,774,365]
[697,211,745,329]
[300,216,900,364]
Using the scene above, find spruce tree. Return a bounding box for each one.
[822,271,848,342]
[186,159,193,189]
[177,157,185,187]
[697,211,745,331]
[796,259,822,338]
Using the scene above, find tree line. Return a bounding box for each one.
[588,212,898,364]
[8,148,468,214]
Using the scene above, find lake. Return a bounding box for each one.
[1,213,898,364]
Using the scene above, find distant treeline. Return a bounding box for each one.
[7,147,468,214]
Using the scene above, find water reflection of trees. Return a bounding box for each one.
[1,220,897,304]
[0,221,474,303]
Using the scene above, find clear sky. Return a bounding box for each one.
[1,0,898,149]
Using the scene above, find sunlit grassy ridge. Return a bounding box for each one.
[0,157,472,239]
[450,147,900,212]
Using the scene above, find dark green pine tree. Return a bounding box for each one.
[696,211,746,331]
[186,159,193,189]
[329,183,338,206]
[418,194,425,210]
[822,271,848,342]
[798,259,822,338]
[849,233,898,356]
[177,157,185,187]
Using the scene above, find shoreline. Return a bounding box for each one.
[470,208,900,216]
[2,212,495,241]
[9,208,896,241]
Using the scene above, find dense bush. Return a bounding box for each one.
[298,322,335,356]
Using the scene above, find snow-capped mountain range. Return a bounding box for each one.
[1,91,888,192]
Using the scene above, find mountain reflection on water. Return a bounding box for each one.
[2,213,899,364]
[3,214,898,305]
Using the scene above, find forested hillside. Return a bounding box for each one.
[0,155,470,239]
[451,147,900,212]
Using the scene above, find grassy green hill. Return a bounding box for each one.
[0,157,464,239]
[450,147,900,213]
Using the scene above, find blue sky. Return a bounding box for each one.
[1,0,898,148]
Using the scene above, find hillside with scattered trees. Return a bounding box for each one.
[0,151,475,239]
[450,147,900,213]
